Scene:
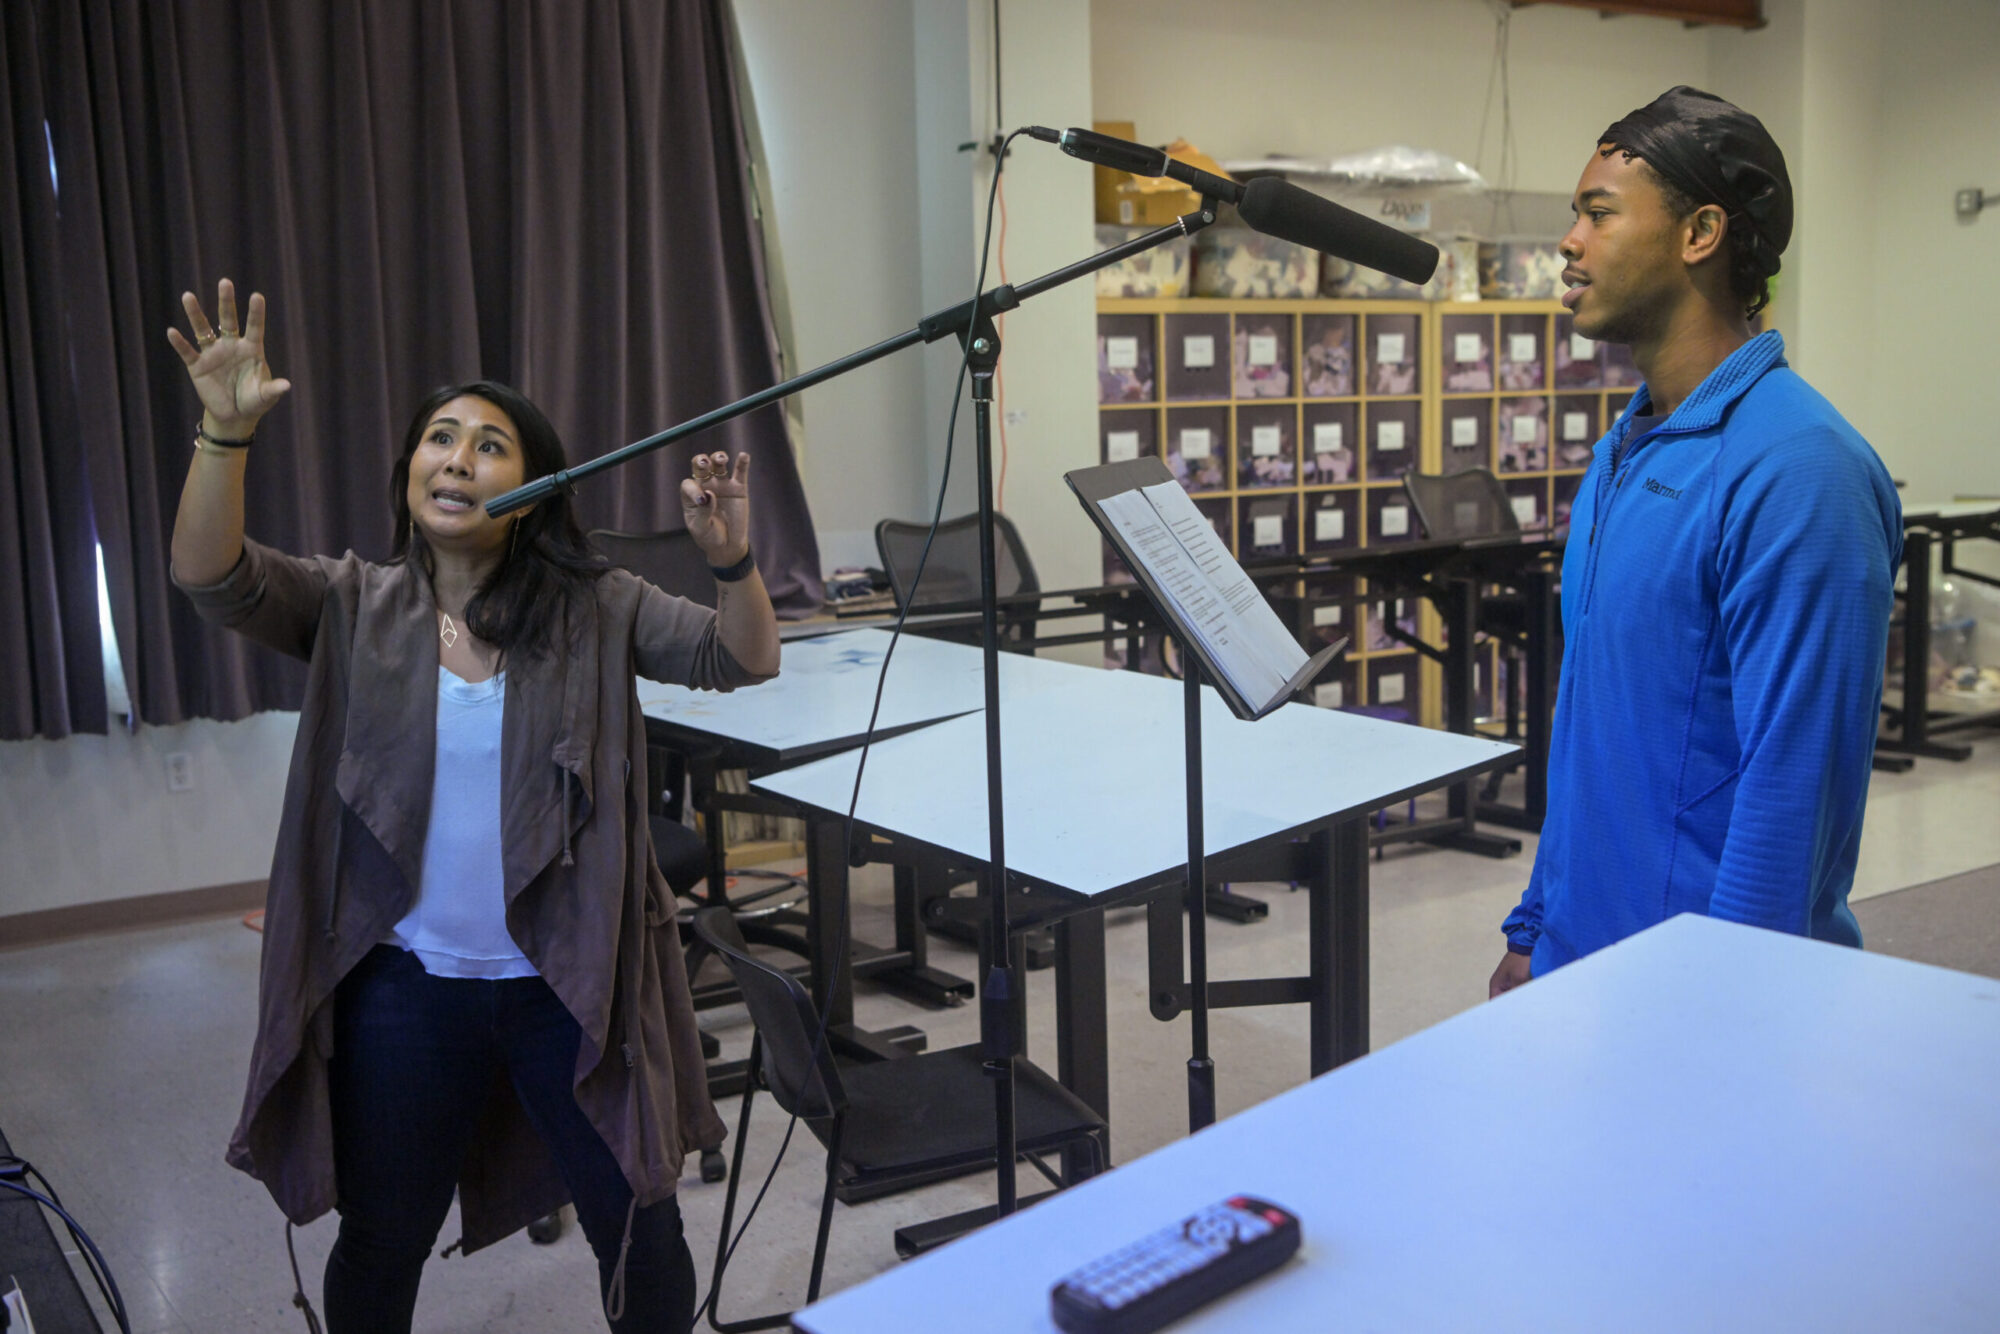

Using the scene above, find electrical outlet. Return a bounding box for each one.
[165,751,195,792]
[1956,188,1985,220]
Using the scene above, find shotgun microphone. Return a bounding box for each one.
[1027,127,1439,285]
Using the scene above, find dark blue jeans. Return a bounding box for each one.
[324,945,696,1333]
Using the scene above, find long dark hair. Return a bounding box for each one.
[389,380,606,662]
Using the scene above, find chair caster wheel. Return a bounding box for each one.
[700,1149,727,1184]
[528,1207,566,1244]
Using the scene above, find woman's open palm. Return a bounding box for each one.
[166,277,290,435]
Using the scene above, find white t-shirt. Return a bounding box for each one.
[386,666,538,979]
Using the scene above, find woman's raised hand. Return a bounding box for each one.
[680,451,752,565]
[166,278,290,440]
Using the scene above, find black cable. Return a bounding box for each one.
[0,1173,132,1334]
[8,1162,120,1325]
[698,126,1028,1325]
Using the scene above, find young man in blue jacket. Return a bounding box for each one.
[1490,87,1901,997]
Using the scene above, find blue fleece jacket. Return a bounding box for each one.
[1504,331,1901,974]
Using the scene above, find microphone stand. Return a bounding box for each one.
[488,197,1221,1221]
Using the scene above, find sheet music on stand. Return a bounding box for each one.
[1068,458,1344,720]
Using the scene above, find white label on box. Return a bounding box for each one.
[1251,424,1282,457]
[1507,332,1536,364]
[1381,505,1409,537]
[1313,604,1343,627]
[1106,430,1140,462]
[1253,514,1284,547]
[1377,419,1406,452]
[1105,335,1139,370]
[1453,332,1482,363]
[1180,427,1212,460]
[1562,411,1590,441]
[1315,508,1345,542]
[1377,332,1408,365]
[1512,413,1539,444]
[1183,334,1215,369]
[1570,332,1595,361]
[1511,495,1539,525]
[1378,672,1407,704]
[1313,420,1344,452]
[1451,416,1479,447]
[1247,334,1279,366]
[1314,681,1344,709]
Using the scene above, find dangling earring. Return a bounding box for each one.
[509,519,521,562]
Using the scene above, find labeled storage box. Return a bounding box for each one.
[1302,402,1358,484]
[1303,489,1361,553]
[1096,314,1155,404]
[1237,494,1297,559]
[1166,406,1229,493]
[1099,410,1158,467]
[1235,404,1296,489]
[1164,312,1233,401]
[1364,401,1421,482]
[1232,316,1293,397]
[1300,313,1357,398]
[1496,397,1549,473]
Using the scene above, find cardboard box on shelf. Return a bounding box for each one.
[1092,121,1231,227]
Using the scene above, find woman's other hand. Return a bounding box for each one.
[679,450,751,565]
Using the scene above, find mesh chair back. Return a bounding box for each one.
[691,908,846,1120]
[874,513,1039,610]
[1400,468,1522,541]
[589,528,717,607]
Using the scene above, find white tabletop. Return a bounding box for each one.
[796,914,2000,1333]
[1900,499,2000,524]
[753,664,1516,900]
[638,628,1065,763]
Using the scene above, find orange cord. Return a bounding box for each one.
[243,910,264,933]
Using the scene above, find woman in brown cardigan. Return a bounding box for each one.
[168,278,779,1333]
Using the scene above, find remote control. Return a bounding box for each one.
[1049,1195,1301,1334]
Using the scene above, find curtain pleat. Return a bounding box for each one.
[19,0,818,729]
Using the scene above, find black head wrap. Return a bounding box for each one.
[1600,86,1792,281]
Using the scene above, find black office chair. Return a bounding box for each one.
[1399,469,1535,796]
[873,512,1040,648]
[871,513,1056,966]
[588,526,808,930]
[693,908,1106,1331]
[1400,466,1522,543]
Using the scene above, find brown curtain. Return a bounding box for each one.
[0,2,108,739]
[32,0,819,728]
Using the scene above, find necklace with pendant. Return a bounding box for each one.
[439,611,459,649]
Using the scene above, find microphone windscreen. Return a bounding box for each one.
[1237,177,1440,286]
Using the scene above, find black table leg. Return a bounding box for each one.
[1310,820,1371,1075]
[1055,906,1109,1182]
[1880,529,1975,762]
[802,813,927,1063]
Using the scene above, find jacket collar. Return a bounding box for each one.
[333,558,596,902]
[1599,328,1787,466]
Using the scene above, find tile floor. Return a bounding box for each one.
[4,745,1999,1332]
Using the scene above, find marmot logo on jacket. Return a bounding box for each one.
[1644,476,1683,501]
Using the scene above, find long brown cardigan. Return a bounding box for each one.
[178,539,770,1252]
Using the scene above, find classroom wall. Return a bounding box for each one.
[0,713,295,920]
[1863,0,2000,508]
[1088,0,1717,194]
